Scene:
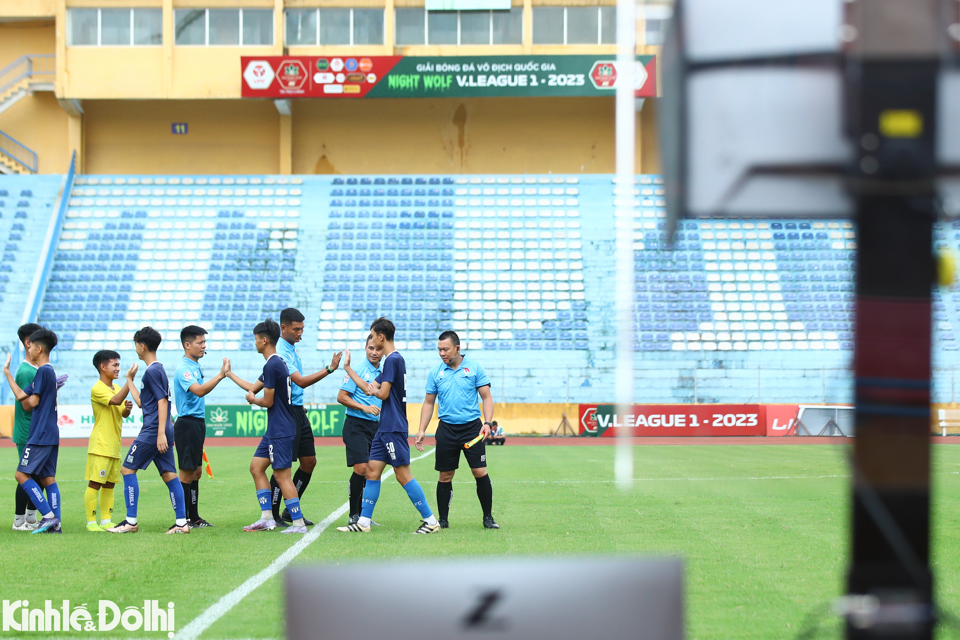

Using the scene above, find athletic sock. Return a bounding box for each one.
[100,486,114,524]
[437,481,453,521]
[165,478,187,525]
[359,479,381,525]
[293,468,312,499]
[15,484,28,517]
[180,481,192,519]
[402,479,435,523]
[190,480,199,521]
[269,475,282,521]
[348,472,366,518]
[46,483,61,521]
[256,488,273,520]
[476,475,493,518]
[123,473,140,523]
[84,486,99,524]
[284,497,305,527]
[25,509,37,524]
[21,479,53,519]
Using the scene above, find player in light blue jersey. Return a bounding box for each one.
[337,317,440,534]
[173,325,229,528]
[269,308,342,527]
[336,334,382,525]
[417,330,498,529]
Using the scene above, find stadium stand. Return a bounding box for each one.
[7,172,960,407]
[0,174,60,332]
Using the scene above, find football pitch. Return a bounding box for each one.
[3,442,960,640]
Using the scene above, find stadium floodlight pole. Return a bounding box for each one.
[612,0,636,489]
[845,1,938,638]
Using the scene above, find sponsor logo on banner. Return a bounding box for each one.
[765,405,800,436]
[330,58,344,72]
[243,60,275,90]
[316,58,329,71]
[314,72,335,84]
[346,73,366,83]
[589,62,617,89]
[56,405,145,439]
[278,59,308,92]
[343,84,361,93]
[345,58,359,71]
[359,58,373,73]
[578,404,766,437]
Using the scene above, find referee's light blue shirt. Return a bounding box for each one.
[277,337,304,406]
[425,356,491,425]
[174,356,205,419]
[339,357,382,421]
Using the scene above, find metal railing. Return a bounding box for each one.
[0,129,37,173]
[0,54,55,97]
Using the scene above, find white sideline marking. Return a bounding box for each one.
[175,448,435,640]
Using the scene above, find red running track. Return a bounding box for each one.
[3,436,958,447]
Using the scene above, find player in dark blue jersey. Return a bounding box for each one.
[226,319,308,534]
[337,317,440,535]
[4,328,63,534]
[107,327,189,534]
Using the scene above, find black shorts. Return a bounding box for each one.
[174,416,205,471]
[291,406,316,459]
[435,419,486,472]
[342,414,379,467]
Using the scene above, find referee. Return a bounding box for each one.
[416,330,498,529]
[336,335,383,525]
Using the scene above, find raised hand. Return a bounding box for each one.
[330,350,343,370]
[343,349,351,370]
[3,354,10,375]
[56,373,69,389]
[126,363,138,380]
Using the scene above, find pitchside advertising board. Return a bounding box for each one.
[241,55,657,99]
[56,404,346,439]
[578,404,802,437]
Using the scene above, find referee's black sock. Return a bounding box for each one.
[190,480,200,521]
[475,475,493,519]
[269,475,282,521]
[180,481,193,520]
[349,472,366,518]
[293,469,312,498]
[437,481,453,521]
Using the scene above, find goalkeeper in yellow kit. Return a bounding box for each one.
[85,350,135,531]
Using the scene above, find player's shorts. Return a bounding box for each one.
[85,453,122,484]
[254,435,296,470]
[123,437,177,475]
[291,406,315,459]
[17,444,58,478]
[368,431,411,467]
[342,414,379,467]
[174,415,206,471]
[435,419,486,472]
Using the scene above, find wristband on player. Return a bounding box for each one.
[483,422,493,428]
[326,365,334,374]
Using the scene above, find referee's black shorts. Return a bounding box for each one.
[342,414,379,467]
[174,415,205,471]
[291,406,316,459]
[435,419,486,472]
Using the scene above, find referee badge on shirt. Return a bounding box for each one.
[463,368,473,376]
[183,372,192,380]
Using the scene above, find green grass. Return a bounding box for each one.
[2,443,960,639]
